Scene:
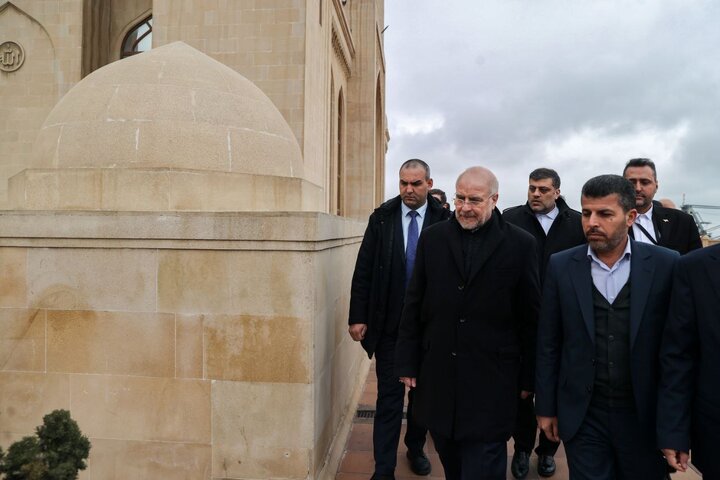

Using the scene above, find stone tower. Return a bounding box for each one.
[0,1,385,479]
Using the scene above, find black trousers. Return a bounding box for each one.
[431,432,506,480]
[373,333,427,475]
[512,393,560,456]
[564,404,666,480]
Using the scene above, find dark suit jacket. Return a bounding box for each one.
[395,211,540,441]
[503,196,585,281]
[658,244,720,474]
[348,194,451,357]
[646,200,702,254]
[535,240,678,442]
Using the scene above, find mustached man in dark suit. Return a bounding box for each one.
[623,158,702,255]
[396,166,541,480]
[658,243,720,478]
[536,175,678,480]
[503,167,586,479]
[348,159,451,480]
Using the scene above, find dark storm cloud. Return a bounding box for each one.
[383,1,720,231]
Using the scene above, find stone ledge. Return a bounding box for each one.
[0,210,366,251]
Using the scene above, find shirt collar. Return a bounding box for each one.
[535,205,559,221]
[638,203,654,220]
[587,236,632,270]
[401,199,428,218]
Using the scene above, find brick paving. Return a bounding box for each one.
[336,362,701,480]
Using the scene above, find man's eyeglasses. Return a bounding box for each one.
[453,194,485,207]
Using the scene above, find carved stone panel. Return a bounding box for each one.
[0,41,24,72]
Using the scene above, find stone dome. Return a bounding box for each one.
[33,41,303,179]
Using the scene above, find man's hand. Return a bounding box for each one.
[400,377,416,388]
[520,390,533,400]
[662,448,689,472]
[537,416,560,443]
[348,324,367,341]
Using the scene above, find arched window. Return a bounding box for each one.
[335,89,345,215]
[121,16,152,58]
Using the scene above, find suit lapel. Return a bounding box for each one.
[629,242,655,348]
[423,205,441,230]
[395,208,406,265]
[651,201,670,243]
[447,221,466,280]
[571,248,595,344]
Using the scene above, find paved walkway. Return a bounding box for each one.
[335,362,701,480]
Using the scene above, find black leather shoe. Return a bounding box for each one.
[370,474,395,480]
[406,450,432,476]
[537,454,556,477]
[511,451,530,479]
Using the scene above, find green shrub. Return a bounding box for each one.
[0,410,90,480]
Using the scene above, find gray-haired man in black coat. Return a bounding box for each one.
[396,166,541,480]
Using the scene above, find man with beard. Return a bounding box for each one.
[348,159,451,480]
[395,166,541,480]
[622,158,702,255]
[503,168,585,478]
[535,175,678,480]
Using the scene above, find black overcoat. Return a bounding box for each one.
[502,196,585,281]
[394,210,540,442]
[650,200,703,255]
[348,194,451,357]
[658,244,720,477]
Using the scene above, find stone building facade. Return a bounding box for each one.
[0,0,387,214]
[0,1,386,478]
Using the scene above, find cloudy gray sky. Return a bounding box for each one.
[383,1,720,235]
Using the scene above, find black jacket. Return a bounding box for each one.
[394,211,540,441]
[502,197,585,281]
[648,200,702,255]
[348,194,451,357]
[658,244,720,475]
[535,241,678,442]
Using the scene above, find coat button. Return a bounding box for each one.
[459,318,466,323]
[451,352,457,357]
[608,335,614,341]
[591,359,595,366]
[609,361,614,368]
[458,284,464,290]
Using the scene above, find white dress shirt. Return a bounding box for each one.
[588,238,632,303]
[632,204,656,244]
[535,205,559,235]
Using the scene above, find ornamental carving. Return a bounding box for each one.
[0,41,25,72]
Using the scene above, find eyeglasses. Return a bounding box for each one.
[453,194,486,207]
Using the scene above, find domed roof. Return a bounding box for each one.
[33,42,303,179]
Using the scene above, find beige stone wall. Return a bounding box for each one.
[152,0,307,150]
[345,0,385,218]
[0,0,83,205]
[302,0,332,195]
[0,211,367,480]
